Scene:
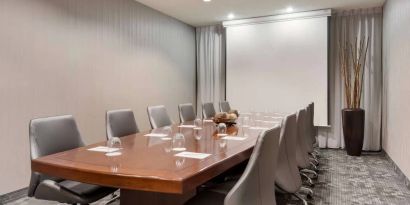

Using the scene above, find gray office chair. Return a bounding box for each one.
[300,106,319,168]
[308,103,320,158]
[219,101,231,112]
[106,109,139,140]
[295,109,318,186]
[185,126,281,205]
[303,107,315,154]
[179,103,196,122]
[28,115,116,205]
[147,105,173,129]
[202,102,216,119]
[308,103,317,143]
[275,114,309,205]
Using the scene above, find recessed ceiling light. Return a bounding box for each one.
[203,0,211,2]
[228,13,235,19]
[286,6,294,13]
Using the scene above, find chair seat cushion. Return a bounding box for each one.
[59,180,104,196]
[185,190,226,205]
[34,179,116,204]
[209,180,237,195]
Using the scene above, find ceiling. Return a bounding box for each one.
[135,0,385,26]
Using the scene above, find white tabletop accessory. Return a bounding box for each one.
[144,133,168,137]
[88,146,120,153]
[221,136,247,141]
[174,152,211,159]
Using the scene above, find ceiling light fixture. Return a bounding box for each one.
[286,6,294,13]
[203,0,211,2]
[228,13,235,19]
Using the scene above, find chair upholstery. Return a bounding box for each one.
[147,105,173,129]
[202,102,216,119]
[219,101,231,112]
[106,109,139,140]
[308,103,317,144]
[295,109,311,169]
[28,115,115,204]
[303,107,315,153]
[179,103,196,122]
[186,126,281,205]
[275,114,303,193]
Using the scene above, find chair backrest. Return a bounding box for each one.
[303,107,314,153]
[275,114,302,193]
[106,109,139,140]
[308,103,316,143]
[225,126,281,205]
[295,109,310,168]
[220,101,231,112]
[202,102,216,119]
[28,115,85,196]
[147,105,173,129]
[178,103,196,122]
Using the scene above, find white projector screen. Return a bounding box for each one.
[225,15,329,126]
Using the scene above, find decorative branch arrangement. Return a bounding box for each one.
[339,37,369,109]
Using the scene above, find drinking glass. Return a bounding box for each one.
[194,117,202,128]
[243,116,250,127]
[107,137,122,151]
[172,133,186,151]
[219,138,227,148]
[194,127,202,140]
[162,126,173,140]
[217,123,227,136]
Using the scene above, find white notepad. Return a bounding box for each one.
[144,133,168,137]
[178,125,197,128]
[174,152,211,159]
[88,146,120,153]
[249,127,268,130]
[222,136,247,141]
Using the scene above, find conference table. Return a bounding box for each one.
[31,115,283,205]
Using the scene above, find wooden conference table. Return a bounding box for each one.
[31,117,282,205]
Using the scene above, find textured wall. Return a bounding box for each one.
[0,0,195,194]
[382,0,410,179]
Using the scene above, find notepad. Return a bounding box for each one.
[144,133,168,137]
[105,152,122,157]
[174,152,211,159]
[178,125,197,128]
[222,136,247,141]
[88,146,120,153]
[249,127,268,130]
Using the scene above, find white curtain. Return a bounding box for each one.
[318,8,383,151]
[196,25,226,116]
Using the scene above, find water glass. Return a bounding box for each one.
[194,127,202,140]
[243,116,250,127]
[107,137,122,151]
[217,123,227,136]
[172,133,186,151]
[194,117,202,128]
[219,138,227,148]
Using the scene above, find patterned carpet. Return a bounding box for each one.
[310,149,410,205]
[5,149,410,205]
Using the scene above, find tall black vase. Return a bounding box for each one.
[342,108,365,156]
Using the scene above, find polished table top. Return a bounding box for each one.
[31,117,282,194]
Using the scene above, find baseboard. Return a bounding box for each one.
[383,149,410,190]
[0,187,28,204]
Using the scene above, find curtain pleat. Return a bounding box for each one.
[319,8,383,151]
[196,25,226,116]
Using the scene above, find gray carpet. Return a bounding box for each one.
[5,149,410,205]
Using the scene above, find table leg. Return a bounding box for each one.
[120,189,195,205]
